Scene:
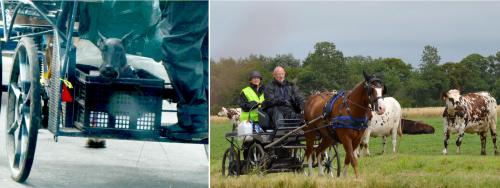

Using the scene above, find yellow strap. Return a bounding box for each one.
[60,78,73,89]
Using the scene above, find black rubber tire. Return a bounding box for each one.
[323,144,342,177]
[5,37,41,182]
[222,147,240,176]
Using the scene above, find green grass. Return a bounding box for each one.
[210,116,500,188]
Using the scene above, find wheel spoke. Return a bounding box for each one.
[10,83,22,99]
[14,120,23,168]
[19,54,30,85]
[8,120,19,134]
[23,113,31,134]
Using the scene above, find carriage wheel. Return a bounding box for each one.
[247,143,268,172]
[5,37,42,182]
[323,144,341,177]
[222,147,240,176]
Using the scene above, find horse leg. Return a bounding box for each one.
[480,131,487,155]
[342,154,350,177]
[340,136,354,177]
[392,127,398,153]
[456,127,465,154]
[315,136,333,176]
[351,132,366,178]
[381,136,386,154]
[360,129,371,157]
[304,133,315,176]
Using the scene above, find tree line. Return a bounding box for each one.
[210,41,500,114]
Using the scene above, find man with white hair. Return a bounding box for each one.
[262,66,304,129]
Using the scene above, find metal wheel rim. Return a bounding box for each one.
[6,44,34,176]
[248,144,266,169]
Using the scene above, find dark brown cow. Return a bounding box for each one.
[401,119,435,134]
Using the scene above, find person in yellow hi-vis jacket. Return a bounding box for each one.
[239,71,265,125]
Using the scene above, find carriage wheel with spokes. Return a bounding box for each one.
[247,143,268,172]
[5,37,42,182]
[222,147,240,176]
[323,144,341,177]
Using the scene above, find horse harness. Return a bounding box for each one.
[322,91,369,131]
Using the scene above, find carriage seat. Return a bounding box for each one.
[258,108,303,132]
[75,39,171,84]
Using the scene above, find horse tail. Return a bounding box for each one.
[397,118,403,138]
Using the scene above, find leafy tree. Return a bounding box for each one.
[417,45,449,106]
[299,41,346,93]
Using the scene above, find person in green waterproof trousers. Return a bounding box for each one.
[239,71,265,124]
[160,1,208,141]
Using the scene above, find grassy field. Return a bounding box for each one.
[210,114,500,188]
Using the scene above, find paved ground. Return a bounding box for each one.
[0,56,208,188]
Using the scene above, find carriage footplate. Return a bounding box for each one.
[161,124,208,143]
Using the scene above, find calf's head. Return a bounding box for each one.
[97,31,133,78]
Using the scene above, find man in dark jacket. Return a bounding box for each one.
[262,66,304,129]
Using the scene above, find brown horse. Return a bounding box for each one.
[303,71,386,177]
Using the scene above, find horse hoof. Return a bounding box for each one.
[86,139,106,148]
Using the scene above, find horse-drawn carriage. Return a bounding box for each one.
[1,0,207,182]
[222,71,387,178]
[221,111,342,177]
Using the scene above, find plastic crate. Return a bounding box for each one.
[73,65,164,139]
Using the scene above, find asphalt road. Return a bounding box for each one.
[0,56,208,188]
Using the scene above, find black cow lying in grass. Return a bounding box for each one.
[401,119,435,134]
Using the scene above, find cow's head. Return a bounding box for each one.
[217,107,228,117]
[97,31,134,78]
[441,89,464,115]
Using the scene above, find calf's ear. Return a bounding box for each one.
[97,31,106,48]
[382,84,388,95]
[441,92,448,100]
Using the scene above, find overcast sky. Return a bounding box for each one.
[210,1,500,66]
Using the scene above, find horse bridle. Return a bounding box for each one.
[363,77,384,111]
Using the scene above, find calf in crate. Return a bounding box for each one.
[87,31,137,148]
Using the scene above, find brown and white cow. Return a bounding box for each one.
[218,107,241,126]
[441,89,497,155]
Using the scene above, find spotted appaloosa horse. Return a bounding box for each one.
[303,71,386,178]
[441,89,497,155]
[357,97,402,156]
